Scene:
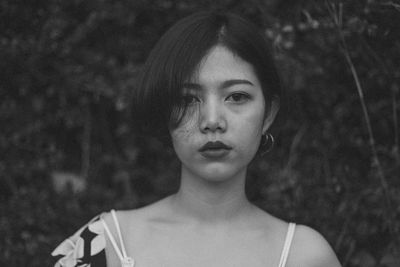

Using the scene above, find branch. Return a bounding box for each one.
[326,0,394,233]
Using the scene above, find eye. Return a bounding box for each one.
[181,94,199,105]
[226,92,251,103]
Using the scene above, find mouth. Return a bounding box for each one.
[198,141,232,158]
[198,141,232,152]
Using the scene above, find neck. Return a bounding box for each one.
[169,166,253,225]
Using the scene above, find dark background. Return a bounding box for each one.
[1,0,399,266]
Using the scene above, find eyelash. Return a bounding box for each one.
[182,93,251,105]
[181,95,198,105]
[227,93,251,103]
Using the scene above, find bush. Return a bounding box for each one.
[1,0,399,266]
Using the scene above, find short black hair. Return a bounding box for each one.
[130,11,282,142]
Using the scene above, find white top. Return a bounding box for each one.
[101,209,296,267]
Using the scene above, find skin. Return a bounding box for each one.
[103,45,341,267]
[167,45,279,223]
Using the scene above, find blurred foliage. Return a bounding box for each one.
[1,0,400,266]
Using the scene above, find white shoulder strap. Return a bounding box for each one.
[277,222,296,267]
[101,210,135,267]
[111,209,129,258]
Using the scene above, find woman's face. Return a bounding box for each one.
[170,45,277,182]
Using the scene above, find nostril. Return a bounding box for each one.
[198,101,227,132]
[200,117,226,133]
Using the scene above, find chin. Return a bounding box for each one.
[189,163,244,183]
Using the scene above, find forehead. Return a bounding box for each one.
[189,45,260,87]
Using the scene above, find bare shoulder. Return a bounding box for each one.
[102,196,175,233]
[100,198,172,266]
[288,224,342,267]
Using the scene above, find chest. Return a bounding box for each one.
[107,225,284,267]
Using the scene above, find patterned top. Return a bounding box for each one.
[51,210,296,267]
[51,214,107,267]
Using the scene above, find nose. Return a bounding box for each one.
[199,98,227,133]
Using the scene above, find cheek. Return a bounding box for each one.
[170,118,198,152]
[233,111,264,152]
[171,127,192,144]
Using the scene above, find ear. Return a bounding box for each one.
[262,96,280,133]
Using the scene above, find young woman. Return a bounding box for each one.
[52,11,341,267]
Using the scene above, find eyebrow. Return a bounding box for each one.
[183,79,254,90]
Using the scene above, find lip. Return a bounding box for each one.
[199,141,232,152]
[198,141,232,159]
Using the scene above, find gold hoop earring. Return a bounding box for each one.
[260,133,275,156]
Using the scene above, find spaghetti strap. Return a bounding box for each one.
[101,210,135,267]
[111,209,129,258]
[277,222,296,267]
[101,218,124,261]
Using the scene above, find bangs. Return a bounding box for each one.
[131,12,226,139]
